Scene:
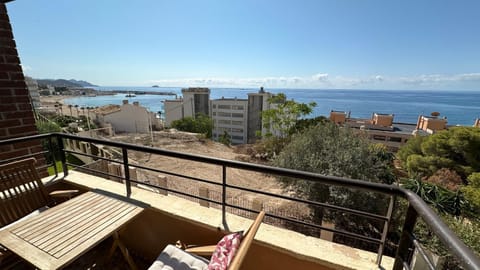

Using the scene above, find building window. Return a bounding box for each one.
[231,113,243,118]
[231,121,243,125]
[231,128,243,133]
[388,137,402,142]
[218,105,231,109]
[218,112,231,117]
[218,120,231,125]
[232,136,244,140]
[212,112,216,116]
[231,105,244,110]
[372,135,386,141]
[212,104,216,108]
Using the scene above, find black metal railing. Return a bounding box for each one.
[1,133,479,270]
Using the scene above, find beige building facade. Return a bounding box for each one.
[211,98,249,144]
[95,100,159,134]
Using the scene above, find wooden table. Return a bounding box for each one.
[0,191,144,270]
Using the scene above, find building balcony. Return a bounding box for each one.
[1,133,479,270]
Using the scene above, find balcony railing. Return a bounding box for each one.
[1,133,479,270]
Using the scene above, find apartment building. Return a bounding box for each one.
[211,98,248,144]
[25,76,41,109]
[164,87,210,126]
[94,100,160,134]
[247,88,272,143]
[164,87,272,145]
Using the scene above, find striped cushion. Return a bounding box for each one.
[148,244,209,270]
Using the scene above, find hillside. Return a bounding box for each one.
[36,78,98,88]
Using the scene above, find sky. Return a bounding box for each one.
[6,0,480,90]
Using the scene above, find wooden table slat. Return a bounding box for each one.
[0,191,145,270]
[44,203,132,254]
[53,206,139,258]
[12,192,99,236]
[29,197,122,248]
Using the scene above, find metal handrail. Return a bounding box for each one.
[1,133,479,269]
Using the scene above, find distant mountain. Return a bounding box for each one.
[36,78,98,88]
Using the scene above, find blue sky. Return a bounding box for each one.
[7,0,480,90]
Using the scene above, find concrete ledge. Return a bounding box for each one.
[64,170,394,270]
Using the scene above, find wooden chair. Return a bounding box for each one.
[0,158,78,268]
[148,211,265,270]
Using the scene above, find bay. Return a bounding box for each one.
[64,87,480,126]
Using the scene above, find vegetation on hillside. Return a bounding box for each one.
[396,127,480,269]
[253,93,321,159]
[171,114,213,138]
[272,122,396,251]
[397,127,480,180]
[248,93,479,265]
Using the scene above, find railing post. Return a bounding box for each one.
[393,204,418,270]
[222,165,227,225]
[47,136,58,177]
[122,148,131,197]
[57,134,68,176]
[377,195,395,266]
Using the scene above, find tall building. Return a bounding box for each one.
[247,88,272,143]
[211,97,248,144]
[164,87,272,145]
[25,76,41,109]
[164,87,210,126]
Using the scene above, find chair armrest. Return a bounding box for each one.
[185,245,217,256]
[49,189,79,198]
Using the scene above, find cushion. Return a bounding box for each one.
[207,231,243,270]
[148,244,209,270]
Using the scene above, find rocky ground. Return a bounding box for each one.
[112,130,284,198]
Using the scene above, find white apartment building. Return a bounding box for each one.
[211,98,248,144]
[95,100,159,134]
[25,76,41,109]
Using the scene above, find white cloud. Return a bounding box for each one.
[148,72,480,89]
[312,73,329,82]
[21,65,32,72]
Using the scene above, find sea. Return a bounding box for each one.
[64,87,480,126]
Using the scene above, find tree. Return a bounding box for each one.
[461,173,480,216]
[397,127,480,180]
[272,122,395,250]
[256,93,317,159]
[218,131,231,146]
[261,93,317,138]
[171,114,213,138]
[74,105,79,117]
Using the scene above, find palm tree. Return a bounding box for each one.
[68,104,73,117]
[74,105,79,117]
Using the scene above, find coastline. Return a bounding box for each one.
[39,95,83,117]
[39,88,480,126]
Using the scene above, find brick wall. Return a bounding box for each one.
[0,3,47,177]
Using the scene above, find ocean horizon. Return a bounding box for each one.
[63,87,480,126]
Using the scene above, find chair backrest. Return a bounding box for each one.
[0,158,50,227]
[228,211,265,270]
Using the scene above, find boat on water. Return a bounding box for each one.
[125,92,136,97]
